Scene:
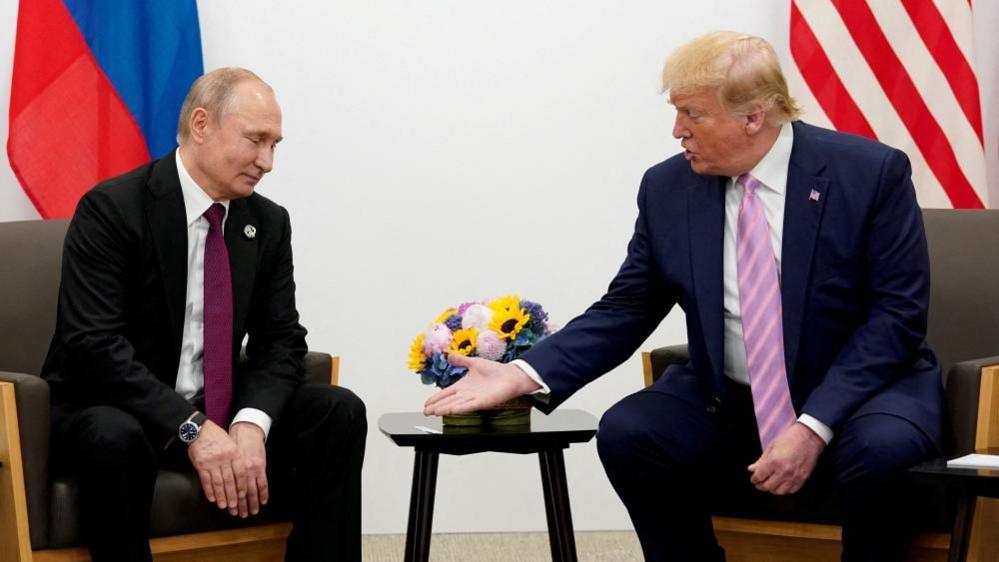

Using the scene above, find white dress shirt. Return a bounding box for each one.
[175,151,273,438]
[515,122,833,444]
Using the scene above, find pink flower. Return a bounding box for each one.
[476,330,506,361]
[422,324,452,355]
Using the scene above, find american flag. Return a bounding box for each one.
[788,0,985,209]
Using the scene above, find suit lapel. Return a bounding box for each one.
[688,174,727,379]
[225,198,258,339]
[781,122,829,381]
[145,153,189,352]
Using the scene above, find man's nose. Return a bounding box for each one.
[256,147,273,174]
[672,114,688,139]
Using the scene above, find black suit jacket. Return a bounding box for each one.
[42,152,308,448]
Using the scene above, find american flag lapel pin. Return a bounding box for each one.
[809,189,821,202]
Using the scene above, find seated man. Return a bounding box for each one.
[426,32,942,562]
[43,67,366,562]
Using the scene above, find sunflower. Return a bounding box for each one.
[488,295,521,313]
[489,307,531,341]
[449,328,478,356]
[434,307,458,324]
[408,333,428,371]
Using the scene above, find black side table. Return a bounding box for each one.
[910,453,999,562]
[379,409,598,562]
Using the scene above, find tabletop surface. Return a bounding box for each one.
[378,409,598,453]
[910,449,999,495]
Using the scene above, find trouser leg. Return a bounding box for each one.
[833,413,937,562]
[51,404,158,562]
[596,382,758,562]
[268,384,367,562]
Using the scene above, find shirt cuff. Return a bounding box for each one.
[231,408,273,441]
[798,414,833,445]
[510,359,551,402]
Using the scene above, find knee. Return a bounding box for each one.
[833,415,933,486]
[302,384,367,437]
[596,400,654,469]
[74,406,155,469]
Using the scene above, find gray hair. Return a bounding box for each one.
[176,67,272,142]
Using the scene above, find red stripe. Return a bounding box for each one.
[901,0,984,146]
[7,0,150,219]
[830,0,983,209]
[789,2,877,140]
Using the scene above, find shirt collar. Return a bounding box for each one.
[176,150,230,228]
[733,121,793,196]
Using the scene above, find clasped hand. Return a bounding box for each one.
[747,422,826,495]
[187,420,268,518]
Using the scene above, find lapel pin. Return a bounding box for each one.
[809,189,821,202]
[243,224,257,239]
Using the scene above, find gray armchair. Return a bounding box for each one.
[0,219,340,561]
[642,209,999,561]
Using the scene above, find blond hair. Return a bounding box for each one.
[662,31,801,124]
[176,67,271,142]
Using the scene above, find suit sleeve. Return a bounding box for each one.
[235,206,307,423]
[58,191,196,446]
[800,149,931,430]
[521,172,677,412]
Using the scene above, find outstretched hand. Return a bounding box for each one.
[423,353,541,416]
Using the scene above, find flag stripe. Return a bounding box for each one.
[830,0,983,209]
[901,0,983,145]
[789,2,876,139]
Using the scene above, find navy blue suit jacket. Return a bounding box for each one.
[523,121,944,449]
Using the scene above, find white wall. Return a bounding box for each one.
[1,1,997,535]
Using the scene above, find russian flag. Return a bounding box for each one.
[7,0,203,219]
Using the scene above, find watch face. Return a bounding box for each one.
[179,421,200,444]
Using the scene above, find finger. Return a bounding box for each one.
[222,464,239,514]
[198,469,215,502]
[237,494,249,518]
[258,474,270,506]
[211,468,227,509]
[232,457,248,500]
[246,476,260,515]
[424,386,457,410]
[447,352,475,368]
[428,393,477,415]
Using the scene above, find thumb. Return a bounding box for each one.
[448,352,474,368]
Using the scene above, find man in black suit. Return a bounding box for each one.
[43,67,366,562]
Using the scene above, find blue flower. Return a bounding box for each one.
[444,314,463,332]
[521,300,549,334]
[424,353,469,388]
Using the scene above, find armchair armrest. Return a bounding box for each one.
[642,344,690,387]
[303,352,339,386]
[946,356,999,456]
[0,371,49,551]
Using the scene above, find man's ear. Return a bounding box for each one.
[188,107,211,144]
[744,108,767,135]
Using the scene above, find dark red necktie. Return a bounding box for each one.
[203,203,233,426]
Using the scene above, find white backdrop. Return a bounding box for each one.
[1,1,997,535]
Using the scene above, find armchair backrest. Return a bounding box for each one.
[922,209,999,379]
[0,220,68,377]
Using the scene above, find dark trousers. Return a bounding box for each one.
[50,384,367,562]
[596,379,936,562]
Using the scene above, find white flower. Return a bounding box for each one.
[462,304,494,331]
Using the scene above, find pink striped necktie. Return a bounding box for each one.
[736,173,796,449]
[203,203,233,426]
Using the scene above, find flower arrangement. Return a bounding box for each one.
[408,295,556,388]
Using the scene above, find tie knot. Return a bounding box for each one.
[738,173,762,195]
[204,203,226,229]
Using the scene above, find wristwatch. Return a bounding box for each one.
[178,412,208,445]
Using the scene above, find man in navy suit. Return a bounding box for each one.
[425,31,941,562]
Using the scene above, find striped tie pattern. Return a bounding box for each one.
[736,174,797,449]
